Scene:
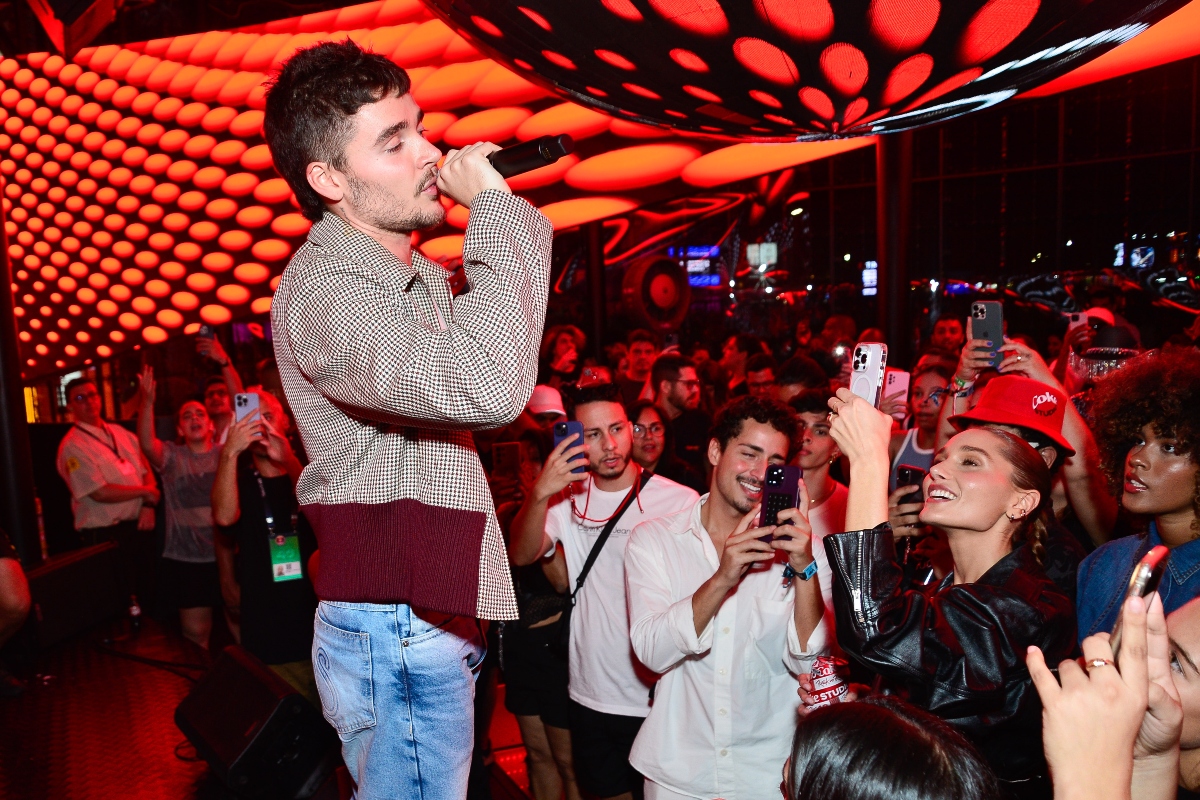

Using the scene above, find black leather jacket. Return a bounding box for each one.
[825,524,1077,783]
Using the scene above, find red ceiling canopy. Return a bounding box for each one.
[427,0,1190,139]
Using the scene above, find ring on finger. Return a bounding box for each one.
[1085,658,1114,671]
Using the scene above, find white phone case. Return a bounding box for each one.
[851,343,888,408]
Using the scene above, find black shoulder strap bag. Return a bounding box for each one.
[552,469,652,659]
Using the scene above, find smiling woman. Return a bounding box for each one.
[817,389,1076,796]
[1078,349,1200,643]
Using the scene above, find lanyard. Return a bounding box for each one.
[75,423,125,461]
[253,470,297,538]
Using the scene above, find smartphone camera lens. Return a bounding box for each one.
[554,423,566,435]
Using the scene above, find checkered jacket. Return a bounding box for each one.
[272,191,552,620]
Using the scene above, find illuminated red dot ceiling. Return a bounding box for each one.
[427,0,1189,138]
[6,0,1199,378]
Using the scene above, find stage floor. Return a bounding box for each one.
[0,618,532,799]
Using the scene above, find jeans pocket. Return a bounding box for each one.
[313,608,376,736]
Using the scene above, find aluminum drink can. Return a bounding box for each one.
[808,656,848,708]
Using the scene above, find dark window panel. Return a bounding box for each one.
[831,186,877,283]
[1065,79,1130,162]
[1005,168,1060,270]
[913,127,941,179]
[1061,161,1127,270]
[1006,98,1061,169]
[1128,154,1191,237]
[831,146,876,186]
[941,175,1002,278]
[1129,60,1194,155]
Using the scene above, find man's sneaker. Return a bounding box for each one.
[0,666,26,697]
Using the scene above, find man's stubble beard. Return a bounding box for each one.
[346,167,443,234]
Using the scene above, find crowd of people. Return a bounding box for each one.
[7,38,1200,800]
[480,304,1200,800]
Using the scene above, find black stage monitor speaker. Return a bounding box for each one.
[175,645,339,799]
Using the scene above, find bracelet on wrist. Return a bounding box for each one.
[953,375,973,389]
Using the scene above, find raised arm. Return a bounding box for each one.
[136,368,165,470]
[197,335,245,395]
[509,435,586,566]
[212,418,258,527]
[827,389,893,531]
[936,318,995,450]
[283,191,552,430]
[997,341,1118,546]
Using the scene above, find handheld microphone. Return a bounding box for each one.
[487,134,575,178]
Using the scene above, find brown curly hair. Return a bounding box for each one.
[1090,349,1200,534]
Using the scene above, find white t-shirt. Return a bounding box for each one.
[56,422,148,530]
[807,480,849,616]
[545,472,698,717]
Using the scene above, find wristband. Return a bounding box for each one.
[952,375,973,390]
[784,560,819,581]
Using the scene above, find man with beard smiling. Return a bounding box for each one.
[511,382,698,800]
[266,41,552,799]
[624,396,826,799]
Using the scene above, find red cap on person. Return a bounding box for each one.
[948,375,1076,457]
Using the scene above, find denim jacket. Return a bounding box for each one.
[1076,522,1200,642]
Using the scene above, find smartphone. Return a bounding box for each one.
[884,368,911,421]
[896,465,926,506]
[1064,312,1087,335]
[971,302,1004,369]
[850,342,888,407]
[553,421,587,475]
[758,464,803,541]
[198,324,215,339]
[1110,545,1169,665]
[233,392,260,424]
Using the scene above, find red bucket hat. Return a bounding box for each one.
[948,376,1076,457]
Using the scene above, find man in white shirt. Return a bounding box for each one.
[511,381,698,800]
[55,376,159,617]
[625,396,828,800]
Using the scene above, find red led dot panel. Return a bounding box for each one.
[427,0,1188,139]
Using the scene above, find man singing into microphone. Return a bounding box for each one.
[265,42,552,799]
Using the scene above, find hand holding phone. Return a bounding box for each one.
[1110,545,1169,665]
[552,421,587,475]
[758,464,803,541]
[970,302,1004,369]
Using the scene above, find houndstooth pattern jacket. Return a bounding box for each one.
[271,190,552,620]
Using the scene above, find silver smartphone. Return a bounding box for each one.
[233,392,260,424]
[850,342,888,408]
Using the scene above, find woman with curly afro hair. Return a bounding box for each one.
[1077,348,1200,641]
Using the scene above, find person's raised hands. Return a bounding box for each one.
[997,338,1061,388]
[1134,593,1184,761]
[888,485,925,538]
[436,142,512,209]
[712,506,777,591]
[1028,594,1169,800]
[955,316,996,385]
[531,434,588,502]
[223,417,264,458]
[827,388,893,467]
[772,485,813,572]
[138,366,156,406]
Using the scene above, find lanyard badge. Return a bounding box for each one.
[255,470,302,583]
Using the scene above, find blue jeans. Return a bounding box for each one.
[312,601,486,800]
